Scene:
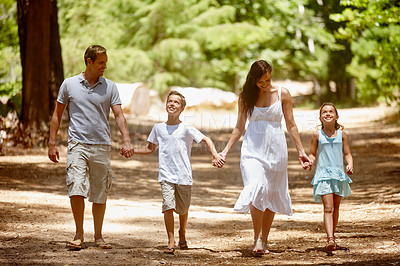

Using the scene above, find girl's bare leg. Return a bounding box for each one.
[332,194,342,235]
[321,193,337,250]
[321,193,334,238]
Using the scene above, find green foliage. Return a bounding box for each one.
[332,0,400,104]
[58,0,127,77]
[106,47,153,83]
[347,25,400,103]
[0,0,18,49]
[4,0,398,107]
[0,1,21,99]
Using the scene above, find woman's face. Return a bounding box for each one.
[256,71,272,92]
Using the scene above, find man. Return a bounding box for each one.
[48,45,134,250]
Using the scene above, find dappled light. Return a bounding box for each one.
[1,111,399,264]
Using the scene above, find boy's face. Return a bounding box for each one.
[166,95,184,115]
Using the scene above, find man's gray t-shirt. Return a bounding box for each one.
[57,73,121,145]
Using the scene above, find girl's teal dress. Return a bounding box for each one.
[311,129,352,202]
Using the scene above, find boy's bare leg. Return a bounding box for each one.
[164,209,175,249]
[70,196,85,241]
[178,213,188,245]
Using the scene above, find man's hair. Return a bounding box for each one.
[167,90,186,108]
[84,45,107,66]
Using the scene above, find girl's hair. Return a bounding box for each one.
[319,102,344,130]
[239,60,273,116]
[167,90,186,108]
[84,45,107,66]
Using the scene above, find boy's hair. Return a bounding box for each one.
[84,45,107,66]
[319,102,344,130]
[167,90,186,108]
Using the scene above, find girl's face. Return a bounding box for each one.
[166,95,184,115]
[256,71,272,92]
[320,105,338,125]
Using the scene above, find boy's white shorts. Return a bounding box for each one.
[160,181,191,214]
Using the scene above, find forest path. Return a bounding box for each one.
[0,105,399,265]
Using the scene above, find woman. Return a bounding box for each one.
[219,60,310,254]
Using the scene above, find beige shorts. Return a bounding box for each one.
[66,140,112,204]
[160,181,191,215]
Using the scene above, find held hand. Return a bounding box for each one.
[48,145,60,163]
[298,151,312,170]
[212,153,225,168]
[120,142,134,158]
[303,162,310,170]
[346,165,353,175]
[303,159,314,171]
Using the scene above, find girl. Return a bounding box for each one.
[219,60,310,255]
[307,102,354,251]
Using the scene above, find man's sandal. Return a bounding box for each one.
[96,241,112,249]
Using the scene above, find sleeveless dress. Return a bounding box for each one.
[234,87,293,215]
[311,129,352,202]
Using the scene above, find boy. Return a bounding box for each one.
[133,90,224,254]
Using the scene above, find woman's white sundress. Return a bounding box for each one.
[234,87,292,215]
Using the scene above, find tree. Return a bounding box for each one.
[306,0,354,103]
[17,0,63,136]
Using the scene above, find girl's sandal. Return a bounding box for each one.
[326,236,336,251]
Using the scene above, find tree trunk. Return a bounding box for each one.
[17,0,63,136]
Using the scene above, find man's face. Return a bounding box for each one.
[88,53,108,77]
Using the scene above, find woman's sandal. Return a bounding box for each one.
[262,241,270,254]
[253,239,264,256]
[178,240,188,249]
[326,236,336,251]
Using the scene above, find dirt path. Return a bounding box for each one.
[0,106,399,265]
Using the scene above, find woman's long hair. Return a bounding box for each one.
[239,60,273,116]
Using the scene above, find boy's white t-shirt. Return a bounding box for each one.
[147,122,205,185]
